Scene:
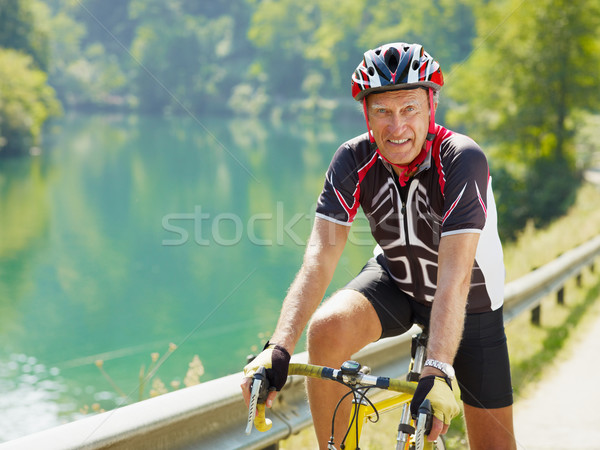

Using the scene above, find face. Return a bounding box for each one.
[366,89,434,167]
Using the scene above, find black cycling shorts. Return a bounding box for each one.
[344,255,513,409]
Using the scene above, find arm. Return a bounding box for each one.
[270,216,350,353]
[420,231,480,440]
[241,217,350,405]
[425,231,480,369]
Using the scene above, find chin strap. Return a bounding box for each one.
[362,88,437,187]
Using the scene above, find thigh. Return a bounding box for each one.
[308,288,382,358]
[454,307,513,409]
[343,256,415,339]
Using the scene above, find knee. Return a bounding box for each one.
[306,291,380,360]
[306,305,344,352]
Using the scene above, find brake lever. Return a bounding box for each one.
[245,366,267,435]
[414,399,433,450]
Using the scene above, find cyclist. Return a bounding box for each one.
[242,42,516,449]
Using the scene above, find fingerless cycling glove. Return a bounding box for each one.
[243,342,291,391]
[411,375,460,425]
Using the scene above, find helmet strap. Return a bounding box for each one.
[426,88,436,142]
[362,99,376,145]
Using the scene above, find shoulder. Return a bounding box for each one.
[435,126,487,168]
[333,132,371,158]
[329,132,376,172]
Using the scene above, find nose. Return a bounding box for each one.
[387,112,407,135]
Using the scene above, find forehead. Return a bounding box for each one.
[367,88,428,107]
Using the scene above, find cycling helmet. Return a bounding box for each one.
[351,42,443,101]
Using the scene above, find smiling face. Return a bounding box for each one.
[366,89,435,169]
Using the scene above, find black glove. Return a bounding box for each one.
[243,342,291,391]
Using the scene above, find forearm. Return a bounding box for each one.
[425,233,479,368]
[427,285,468,364]
[270,218,348,353]
[270,262,332,353]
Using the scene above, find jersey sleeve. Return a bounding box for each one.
[316,143,361,226]
[440,135,490,235]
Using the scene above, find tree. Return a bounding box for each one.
[0,49,61,156]
[447,0,600,161]
[129,0,251,114]
[0,0,50,70]
[247,0,476,113]
[445,0,600,238]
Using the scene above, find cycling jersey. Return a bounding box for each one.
[316,124,504,313]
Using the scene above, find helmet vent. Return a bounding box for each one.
[368,67,375,76]
[412,60,420,70]
[385,48,400,73]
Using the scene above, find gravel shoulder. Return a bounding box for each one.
[513,304,600,449]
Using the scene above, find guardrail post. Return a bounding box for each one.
[591,262,596,274]
[531,305,541,326]
[557,287,565,305]
[576,274,582,288]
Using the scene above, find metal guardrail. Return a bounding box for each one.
[2,235,600,450]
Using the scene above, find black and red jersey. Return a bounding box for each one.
[316,124,504,313]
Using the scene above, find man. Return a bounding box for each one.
[242,42,516,449]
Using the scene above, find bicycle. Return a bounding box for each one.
[246,329,446,450]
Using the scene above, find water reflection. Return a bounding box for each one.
[0,112,372,441]
[0,353,78,442]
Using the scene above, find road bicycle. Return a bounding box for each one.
[246,330,446,450]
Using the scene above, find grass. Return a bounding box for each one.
[278,181,600,449]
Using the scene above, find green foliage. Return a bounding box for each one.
[0,48,61,156]
[0,0,61,156]
[129,0,241,114]
[492,155,580,241]
[247,0,476,103]
[0,0,51,70]
[36,0,478,116]
[446,0,600,240]
[447,0,600,159]
[42,1,130,109]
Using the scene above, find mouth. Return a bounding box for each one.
[388,138,409,145]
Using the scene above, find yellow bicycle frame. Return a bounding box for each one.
[343,392,437,450]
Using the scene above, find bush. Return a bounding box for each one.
[493,155,581,241]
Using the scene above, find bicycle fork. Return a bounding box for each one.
[395,403,413,450]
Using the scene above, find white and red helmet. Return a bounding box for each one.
[351,42,444,101]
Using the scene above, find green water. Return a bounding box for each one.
[0,113,376,441]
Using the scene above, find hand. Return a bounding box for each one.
[240,343,291,408]
[410,375,460,442]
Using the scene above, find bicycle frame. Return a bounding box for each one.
[343,391,414,449]
[337,331,442,450]
[343,391,439,450]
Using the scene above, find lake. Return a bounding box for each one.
[0,112,377,441]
